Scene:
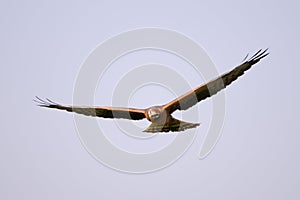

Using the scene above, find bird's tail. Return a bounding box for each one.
[143,118,200,133]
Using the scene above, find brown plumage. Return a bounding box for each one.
[35,49,268,133]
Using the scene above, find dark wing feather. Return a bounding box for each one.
[34,97,146,120]
[163,49,269,113]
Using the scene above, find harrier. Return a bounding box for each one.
[35,49,268,133]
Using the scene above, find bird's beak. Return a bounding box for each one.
[152,113,159,119]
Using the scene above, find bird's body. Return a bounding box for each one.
[144,106,200,132]
[35,49,268,133]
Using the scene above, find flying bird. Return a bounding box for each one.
[35,49,268,133]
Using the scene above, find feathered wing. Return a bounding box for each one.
[163,49,269,114]
[34,97,146,120]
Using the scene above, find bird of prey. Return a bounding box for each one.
[35,49,268,133]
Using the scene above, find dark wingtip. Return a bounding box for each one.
[242,53,249,62]
[246,48,269,65]
[34,96,58,107]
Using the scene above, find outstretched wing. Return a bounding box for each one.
[163,49,269,113]
[34,97,146,120]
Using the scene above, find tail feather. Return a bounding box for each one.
[143,118,200,133]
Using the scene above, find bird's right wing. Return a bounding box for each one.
[34,97,146,120]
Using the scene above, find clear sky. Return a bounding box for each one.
[1,0,300,199]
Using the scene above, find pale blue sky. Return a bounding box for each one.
[1,0,299,199]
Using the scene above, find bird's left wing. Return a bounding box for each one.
[34,97,146,120]
[163,49,269,114]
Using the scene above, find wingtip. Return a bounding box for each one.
[33,96,46,106]
[242,53,249,62]
[246,48,269,64]
[33,96,58,107]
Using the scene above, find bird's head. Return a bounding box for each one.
[146,106,167,123]
[148,108,160,120]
